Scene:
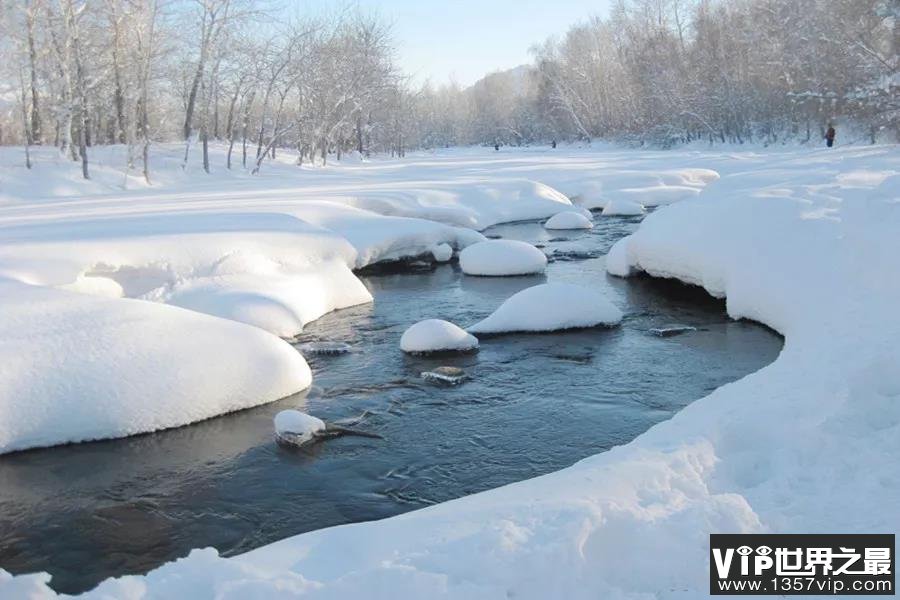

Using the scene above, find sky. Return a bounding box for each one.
[294,0,612,87]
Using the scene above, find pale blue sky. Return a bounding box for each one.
[290,1,612,86]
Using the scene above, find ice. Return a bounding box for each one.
[468,283,623,334]
[421,366,469,385]
[649,326,698,337]
[400,319,479,354]
[544,211,594,230]
[602,199,645,216]
[274,410,326,447]
[298,341,354,355]
[459,239,547,276]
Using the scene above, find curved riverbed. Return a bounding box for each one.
[0,213,783,594]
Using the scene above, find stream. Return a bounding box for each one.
[0,212,783,594]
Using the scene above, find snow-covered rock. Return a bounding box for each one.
[274,410,326,446]
[400,319,479,354]
[602,199,645,216]
[544,211,594,230]
[458,239,547,276]
[469,283,623,334]
[430,242,453,262]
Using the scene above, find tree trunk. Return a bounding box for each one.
[18,69,32,169]
[202,125,210,173]
[26,2,42,144]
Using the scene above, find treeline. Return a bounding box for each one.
[0,0,409,180]
[0,0,897,182]
[418,0,898,147]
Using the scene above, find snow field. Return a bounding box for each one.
[9,144,895,600]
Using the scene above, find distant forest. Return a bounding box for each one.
[0,0,897,180]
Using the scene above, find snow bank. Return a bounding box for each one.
[286,201,483,268]
[602,199,645,216]
[459,240,547,276]
[544,211,593,230]
[0,278,311,454]
[274,410,326,446]
[469,283,623,334]
[613,184,700,206]
[348,179,576,230]
[400,319,479,354]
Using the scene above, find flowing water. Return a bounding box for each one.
[0,213,783,593]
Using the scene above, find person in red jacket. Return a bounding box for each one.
[825,124,836,147]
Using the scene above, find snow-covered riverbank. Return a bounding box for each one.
[1,143,897,598]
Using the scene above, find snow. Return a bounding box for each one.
[400,319,479,354]
[3,143,900,599]
[347,179,577,230]
[601,199,645,216]
[459,240,547,276]
[604,237,633,277]
[544,211,594,230]
[0,278,311,454]
[468,283,623,334]
[274,410,326,446]
[430,242,453,262]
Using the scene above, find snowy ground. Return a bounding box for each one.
[0,142,898,598]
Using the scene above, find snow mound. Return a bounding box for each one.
[602,199,645,216]
[400,319,479,354]
[469,283,623,334]
[0,279,311,454]
[430,242,453,262]
[544,211,594,230]
[459,240,547,276]
[274,410,326,446]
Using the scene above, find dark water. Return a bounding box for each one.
[0,214,783,594]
